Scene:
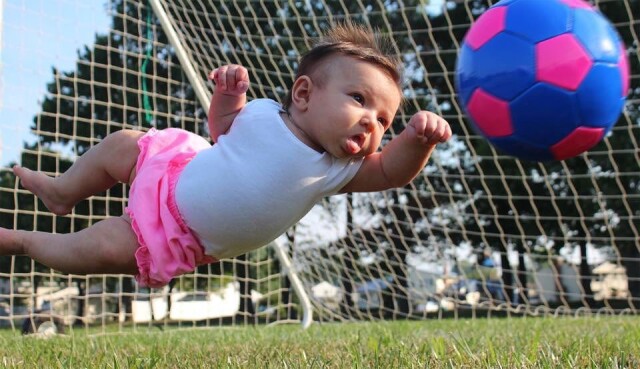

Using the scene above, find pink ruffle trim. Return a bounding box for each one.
[126,128,216,288]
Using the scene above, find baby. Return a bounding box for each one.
[0,22,451,287]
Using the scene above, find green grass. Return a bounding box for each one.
[0,317,639,368]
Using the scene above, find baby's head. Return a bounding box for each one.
[283,22,403,111]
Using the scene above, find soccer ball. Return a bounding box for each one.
[456,0,629,161]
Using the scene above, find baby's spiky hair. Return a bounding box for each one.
[283,21,403,110]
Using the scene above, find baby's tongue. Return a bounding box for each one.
[346,137,361,154]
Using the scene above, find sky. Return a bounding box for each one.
[0,0,111,165]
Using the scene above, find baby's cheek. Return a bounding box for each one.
[369,137,383,154]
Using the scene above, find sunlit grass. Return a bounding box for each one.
[0,317,638,368]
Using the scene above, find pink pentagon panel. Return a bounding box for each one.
[467,89,513,137]
[536,34,593,90]
[550,126,604,160]
[619,43,630,97]
[465,6,507,50]
[558,0,593,9]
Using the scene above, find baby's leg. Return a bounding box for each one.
[13,129,145,215]
[0,216,139,275]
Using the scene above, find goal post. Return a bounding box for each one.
[0,0,638,334]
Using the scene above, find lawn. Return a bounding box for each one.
[0,316,638,368]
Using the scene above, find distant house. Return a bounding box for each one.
[534,260,629,303]
[21,283,114,325]
[131,282,264,322]
[591,262,628,300]
[311,281,343,310]
[533,262,582,303]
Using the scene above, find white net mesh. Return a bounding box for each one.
[0,0,638,333]
[0,0,297,333]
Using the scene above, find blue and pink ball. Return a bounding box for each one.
[456,0,629,161]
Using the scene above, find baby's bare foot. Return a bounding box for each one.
[12,165,74,215]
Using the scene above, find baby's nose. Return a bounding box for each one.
[361,118,375,132]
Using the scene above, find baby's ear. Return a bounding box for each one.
[291,76,313,110]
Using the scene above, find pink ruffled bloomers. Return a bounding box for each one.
[125,128,216,288]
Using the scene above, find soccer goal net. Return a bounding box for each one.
[0,0,638,333]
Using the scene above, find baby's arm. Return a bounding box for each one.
[340,111,452,193]
[208,65,250,142]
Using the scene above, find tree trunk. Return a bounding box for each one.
[117,278,134,321]
[339,194,356,319]
[514,251,527,305]
[165,279,176,322]
[74,280,86,326]
[501,252,514,304]
[579,241,594,306]
[235,253,255,324]
[282,230,297,320]
[621,244,639,309]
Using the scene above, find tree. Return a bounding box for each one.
[0,0,206,320]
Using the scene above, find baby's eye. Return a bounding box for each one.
[377,117,388,127]
[351,93,365,105]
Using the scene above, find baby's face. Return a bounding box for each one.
[304,56,401,159]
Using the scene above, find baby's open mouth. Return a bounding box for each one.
[346,134,364,155]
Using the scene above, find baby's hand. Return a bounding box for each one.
[406,111,452,146]
[209,65,250,96]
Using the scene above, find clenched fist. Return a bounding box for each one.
[406,111,452,146]
[209,65,250,96]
